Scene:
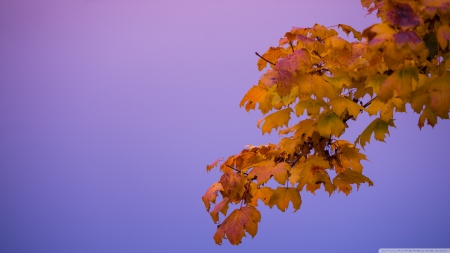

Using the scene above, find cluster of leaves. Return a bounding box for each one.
[203,0,450,245]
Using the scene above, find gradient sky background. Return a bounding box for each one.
[1,0,449,252]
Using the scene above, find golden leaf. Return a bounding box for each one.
[268,187,302,212]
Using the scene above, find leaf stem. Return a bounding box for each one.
[255,52,276,66]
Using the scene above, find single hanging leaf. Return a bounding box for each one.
[355,118,396,149]
[213,206,261,245]
[295,98,327,118]
[418,106,438,129]
[258,107,293,135]
[202,182,224,212]
[268,187,302,212]
[240,84,275,114]
[332,141,368,173]
[333,169,373,195]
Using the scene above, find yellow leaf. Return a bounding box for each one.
[316,111,346,137]
[272,162,291,185]
[329,97,364,119]
[248,160,275,185]
[248,183,274,206]
[338,24,362,41]
[268,187,302,212]
[202,182,224,212]
[213,206,261,245]
[333,169,373,196]
[366,96,405,122]
[289,155,331,189]
[429,72,450,119]
[355,118,396,149]
[297,74,337,99]
[378,67,419,102]
[295,98,327,118]
[332,142,368,173]
[258,107,293,135]
[418,106,438,129]
[240,84,275,114]
[210,197,229,224]
[257,47,287,71]
[437,25,450,50]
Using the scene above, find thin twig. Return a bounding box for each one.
[255,52,276,66]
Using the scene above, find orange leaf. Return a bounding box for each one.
[213,206,261,245]
[202,182,224,212]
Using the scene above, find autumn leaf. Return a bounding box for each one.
[214,206,261,245]
[248,160,275,185]
[202,182,224,212]
[333,169,373,195]
[272,162,291,185]
[437,25,450,50]
[429,72,450,119]
[385,2,420,30]
[248,183,274,206]
[316,111,346,137]
[329,97,364,119]
[338,24,362,41]
[268,187,302,212]
[240,84,275,114]
[210,197,230,223]
[257,46,287,71]
[378,67,419,102]
[295,98,327,118]
[258,107,293,135]
[289,155,331,191]
[332,140,367,173]
[206,158,223,172]
[355,118,396,149]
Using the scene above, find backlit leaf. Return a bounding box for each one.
[268,187,302,212]
[214,206,261,245]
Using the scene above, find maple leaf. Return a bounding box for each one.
[289,155,331,191]
[219,171,246,202]
[257,107,293,135]
[429,72,450,119]
[338,24,362,41]
[329,97,364,119]
[248,160,275,185]
[316,111,346,137]
[240,84,275,114]
[355,118,396,149]
[210,197,230,224]
[437,25,450,50]
[202,182,224,212]
[295,98,327,118]
[297,74,337,99]
[418,106,438,129]
[385,2,420,30]
[333,169,373,196]
[365,96,405,122]
[378,67,419,102]
[214,206,261,245]
[206,158,223,172]
[248,183,274,206]
[332,140,368,173]
[268,187,302,212]
[272,162,291,185]
[257,46,287,71]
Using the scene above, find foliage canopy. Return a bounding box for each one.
[203,0,450,245]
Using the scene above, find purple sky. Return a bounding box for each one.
[1,0,449,252]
